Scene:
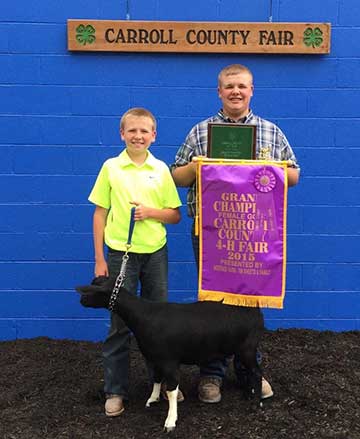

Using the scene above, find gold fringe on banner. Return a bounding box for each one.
[198,289,284,309]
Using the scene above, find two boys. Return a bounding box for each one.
[88,64,300,415]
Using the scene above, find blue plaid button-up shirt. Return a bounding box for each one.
[171,109,300,217]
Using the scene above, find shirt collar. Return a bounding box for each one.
[217,109,254,123]
[117,149,156,169]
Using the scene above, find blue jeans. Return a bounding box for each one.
[191,220,261,381]
[103,244,168,399]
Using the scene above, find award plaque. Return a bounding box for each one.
[207,123,256,160]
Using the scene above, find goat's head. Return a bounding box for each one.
[75,275,114,309]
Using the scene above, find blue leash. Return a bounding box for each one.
[108,206,136,311]
[126,206,136,247]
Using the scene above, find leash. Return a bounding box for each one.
[108,206,136,311]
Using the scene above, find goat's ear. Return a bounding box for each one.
[75,285,97,294]
[91,275,111,286]
[75,275,114,294]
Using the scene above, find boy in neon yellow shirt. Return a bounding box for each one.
[89,108,182,417]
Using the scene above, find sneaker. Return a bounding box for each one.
[105,394,125,417]
[261,378,274,399]
[160,383,185,402]
[198,377,222,403]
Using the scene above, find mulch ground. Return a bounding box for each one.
[1,329,359,439]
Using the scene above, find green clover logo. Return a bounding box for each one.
[76,24,96,46]
[303,27,323,48]
[229,132,236,142]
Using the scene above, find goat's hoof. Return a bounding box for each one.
[249,400,261,412]
[164,425,176,434]
[164,418,177,434]
[146,398,160,407]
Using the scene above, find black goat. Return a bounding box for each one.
[76,276,264,433]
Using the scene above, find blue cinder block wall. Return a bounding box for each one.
[0,0,359,340]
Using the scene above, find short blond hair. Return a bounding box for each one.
[218,64,253,86]
[120,107,157,131]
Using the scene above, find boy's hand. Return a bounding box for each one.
[191,155,206,162]
[95,259,109,277]
[130,201,151,221]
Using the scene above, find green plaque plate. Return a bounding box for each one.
[207,123,256,160]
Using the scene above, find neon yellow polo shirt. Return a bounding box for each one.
[89,149,181,253]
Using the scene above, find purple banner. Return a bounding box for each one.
[198,162,287,308]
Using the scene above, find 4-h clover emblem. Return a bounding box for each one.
[228,132,236,143]
[303,27,323,48]
[76,24,96,45]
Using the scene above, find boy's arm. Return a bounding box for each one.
[93,206,109,276]
[130,202,181,224]
[170,128,200,187]
[171,161,197,187]
[287,167,300,187]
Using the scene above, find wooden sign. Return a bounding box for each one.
[67,20,331,54]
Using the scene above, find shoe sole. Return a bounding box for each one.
[105,407,125,417]
[198,395,222,403]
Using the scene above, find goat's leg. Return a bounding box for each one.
[246,365,262,406]
[146,382,161,406]
[236,348,262,406]
[162,367,179,433]
[146,365,162,406]
[164,385,179,433]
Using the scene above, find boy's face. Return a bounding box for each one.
[120,115,156,156]
[218,72,254,120]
